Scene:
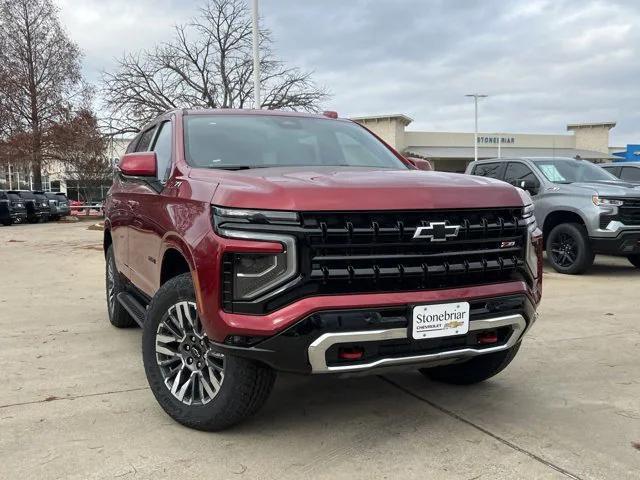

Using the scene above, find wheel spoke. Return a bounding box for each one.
[158,357,181,367]
[171,368,184,395]
[156,333,179,344]
[176,372,195,402]
[156,345,178,357]
[199,372,217,399]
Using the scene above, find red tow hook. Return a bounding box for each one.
[338,347,364,360]
[478,331,498,345]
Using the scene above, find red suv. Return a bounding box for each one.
[104,109,543,431]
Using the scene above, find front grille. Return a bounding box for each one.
[301,208,527,293]
[619,200,640,226]
[222,208,530,314]
[602,198,640,226]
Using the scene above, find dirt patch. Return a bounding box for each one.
[80,244,103,251]
[87,222,104,231]
[8,239,25,243]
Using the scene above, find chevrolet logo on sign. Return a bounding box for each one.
[413,222,460,242]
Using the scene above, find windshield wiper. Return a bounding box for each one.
[206,165,290,170]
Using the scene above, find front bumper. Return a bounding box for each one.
[210,294,536,375]
[591,230,640,255]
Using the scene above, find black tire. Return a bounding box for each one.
[628,255,640,268]
[1,220,11,226]
[142,273,276,431]
[546,223,594,274]
[419,343,521,385]
[105,245,137,328]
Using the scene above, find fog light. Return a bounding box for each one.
[478,331,498,345]
[338,347,364,360]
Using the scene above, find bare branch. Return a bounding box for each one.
[101,0,329,134]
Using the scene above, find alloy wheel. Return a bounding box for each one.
[155,301,225,405]
[550,232,578,268]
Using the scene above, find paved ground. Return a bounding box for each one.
[0,221,639,480]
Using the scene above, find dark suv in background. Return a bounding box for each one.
[45,192,70,220]
[9,190,50,223]
[0,190,27,225]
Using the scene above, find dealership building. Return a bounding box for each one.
[352,114,619,172]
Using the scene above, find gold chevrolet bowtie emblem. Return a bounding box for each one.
[445,320,465,329]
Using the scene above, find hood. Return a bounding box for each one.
[558,181,640,197]
[192,166,525,211]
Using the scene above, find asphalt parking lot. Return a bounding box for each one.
[1,222,639,480]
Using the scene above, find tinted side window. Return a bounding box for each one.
[152,121,173,182]
[602,166,621,178]
[135,127,156,152]
[473,162,503,179]
[621,167,640,182]
[505,162,539,187]
[0,192,6,200]
[125,135,140,154]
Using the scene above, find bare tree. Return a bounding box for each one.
[47,109,112,201]
[0,0,86,189]
[102,0,329,134]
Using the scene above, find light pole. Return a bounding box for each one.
[465,93,488,162]
[252,0,261,109]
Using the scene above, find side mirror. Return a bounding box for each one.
[119,152,157,177]
[519,179,539,195]
[406,156,433,171]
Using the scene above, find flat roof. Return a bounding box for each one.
[350,114,414,125]
[566,121,616,130]
[407,146,615,160]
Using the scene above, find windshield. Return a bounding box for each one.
[8,193,20,202]
[184,115,408,170]
[533,159,618,184]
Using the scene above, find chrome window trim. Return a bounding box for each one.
[308,313,527,374]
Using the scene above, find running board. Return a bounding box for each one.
[116,292,146,327]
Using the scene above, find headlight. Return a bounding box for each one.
[233,252,289,299]
[522,203,537,232]
[592,196,623,207]
[217,223,298,301]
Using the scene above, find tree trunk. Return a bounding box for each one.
[31,128,43,190]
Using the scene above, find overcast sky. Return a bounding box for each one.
[57,0,640,146]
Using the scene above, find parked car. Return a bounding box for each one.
[0,190,28,225]
[45,192,71,220]
[466,157,640,273]
[0,191,10,226]
[600,161,640,184]
[104,109,542,431]
[32,191,51,222]
[8,190,49,223]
